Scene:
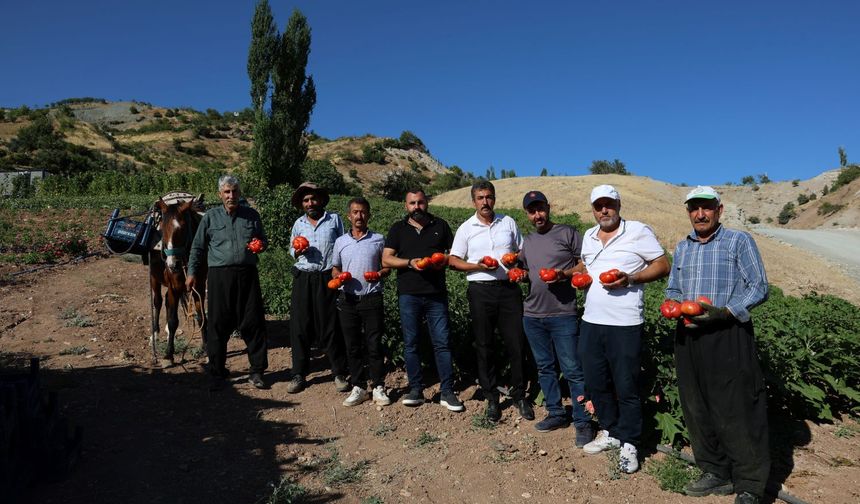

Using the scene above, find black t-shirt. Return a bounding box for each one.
[384,214,454,295]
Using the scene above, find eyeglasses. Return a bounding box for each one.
[592,202,617,211]
[686,202,719,212]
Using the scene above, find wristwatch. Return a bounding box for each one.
[406,259,414,270]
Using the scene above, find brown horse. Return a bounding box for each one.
[149,197,206,364]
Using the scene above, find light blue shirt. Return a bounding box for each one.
[332,230,385,296]
[289,211,345,271]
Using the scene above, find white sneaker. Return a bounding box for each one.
[619,442,639,473]
[583,429,621,454]
[372,385,391,406]
[343,386,369,407]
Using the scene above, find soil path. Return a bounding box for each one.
[1,257,858,503]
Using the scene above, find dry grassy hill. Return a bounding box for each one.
[433,175,860,305]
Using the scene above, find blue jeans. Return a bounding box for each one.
[523,315,590,427]
[398,293,455,393]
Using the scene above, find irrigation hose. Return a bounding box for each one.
[654,445,811,504]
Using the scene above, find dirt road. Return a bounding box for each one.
[754,228,860,281]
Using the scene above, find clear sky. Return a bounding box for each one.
[2,0,858,184]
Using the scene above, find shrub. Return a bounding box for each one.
[797,193,810,205]
[129,106,139,114]
[791,179,799,187]
[758,173,771,184]
[747,216,760,224]
[741,175,755,185]
[371,171,429,201]
[589,159,629,175]
[777,202,796,224]
[301,159,353,196]
[831,165,860,192]
[361,143,387,164]
[818,202,844,216]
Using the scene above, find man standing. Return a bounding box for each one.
[578,184,669,474]
[332,197,392,407]
[286,182,349,394]
[381,188,464,412]
[187,175,269,391]
[448,181,533,423]
[667,186,769,504]
[516,190,593,446]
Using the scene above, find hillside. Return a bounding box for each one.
[0,100,449,190]
[432,175,860,305]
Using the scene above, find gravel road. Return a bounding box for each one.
[754,227,860,281]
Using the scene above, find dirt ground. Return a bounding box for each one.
[1,255,858,504]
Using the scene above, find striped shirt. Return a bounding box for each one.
[666,225,768,323]
[289,211,345,271]
[332,230,385,296]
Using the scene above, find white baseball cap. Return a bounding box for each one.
[590,184,620,203]
[684,185,720,203]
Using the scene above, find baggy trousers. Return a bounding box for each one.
[337,292,385,388]
[675,320,770,498]
[467,281,526,401]
[289,268,348,378]
[206,265,268,376]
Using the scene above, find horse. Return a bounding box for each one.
[148,196,207,365]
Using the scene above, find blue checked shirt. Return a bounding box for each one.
[666,225,768,323]
[332,230,385,296]
[289,211,345,271]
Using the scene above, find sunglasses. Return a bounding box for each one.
[686,201,720,212]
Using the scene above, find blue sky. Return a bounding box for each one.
[2,0,858,184]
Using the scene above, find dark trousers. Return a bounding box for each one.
[467,281,526,401]
[289,268,347,378]
[579,321,642,446]
[337,292,385,388]
[206,266,268,375]
[675,320,770,498]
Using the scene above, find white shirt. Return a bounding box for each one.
[450,213,523,282]
[581,219,665,326]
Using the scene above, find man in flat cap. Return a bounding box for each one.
[667,186,769,504]
[286,182,349,394]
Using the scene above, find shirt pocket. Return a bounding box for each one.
[238,220,256,245]
[209,223,228,248]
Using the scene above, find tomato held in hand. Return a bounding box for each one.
[480,256,499,269]
[292,236,310,252]
[364,271,381,282]
[570,272,593,289]
[415,257,431,270]
[338,271,352,282]
[246,238,264,254]
[507,267,527,282]
[539,268,558,282]
[327,278,342,290]
[660,299,682,319]
[697,295,713,305]
[680,300,703,316]
[501,252,519,266]
[599,269,621,284]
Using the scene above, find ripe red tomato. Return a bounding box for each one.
[481,256,499,269]
[697,295,713,305]
[338,271,352,282]
[539,268,558,282]
[327,278,342,290]
[430,252,447,267]
[660,299,682,319]
[501,252,519,266]
[364,271,380,282]
[246,238,263,254]
[571,272,593,289]
[415,257,431,270]
[507,267,526,282]
[292,236,310,252]
[599,270,620,284]
[680,300,703,316]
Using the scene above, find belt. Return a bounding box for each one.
[341,292,383,302]
[471,280,507,285]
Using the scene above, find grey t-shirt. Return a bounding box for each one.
[519,223,582,318]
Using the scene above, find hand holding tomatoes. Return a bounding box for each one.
[570,272,593,289]
[480,256,499,269]
[507,267,527,282]
[338,271,352,283]
[364,271,381,282]
[659,299,682,319]
[292,236,310,255]
[246,237,264,254]
[327,278,342,290]
[414,257,431,270]
[430,252,448,269]
[539,268,559,283]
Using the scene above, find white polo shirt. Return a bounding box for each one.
[581,219,665,326]
[450,212,523,282]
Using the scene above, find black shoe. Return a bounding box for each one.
[440,391,465,412]
[515,399,535,420]
[684,472,734,497]
[734,492,760,504]
[401,389,425,407]
[486,400,501,423]
[248,373,267,389]
[575,424,595,448]
[535,415,570,432]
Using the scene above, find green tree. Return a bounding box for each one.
[485,166,496,180]
[741,175,755,185]
[540,167,548,176]
[758,173,771,184]
[839,146,848,167]
[246,4,317,189]
[589,159,629,175]
[371,171,429,201]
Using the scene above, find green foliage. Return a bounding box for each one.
[818,202,844,216]
[791,179,800,187]
[428,165,477,195]
[361,143,387,164]
[831,165,860,192]
[265,475,308,504]
[485,166,496,180]
[540,168,548,176]
[35,169,217,197]
[371,171,429,201]
[777,202,796,224]
[741,175,755,185]
[645,452,702,493]
[589,159,629,175]
[301,158,355,195]
[757,173,771,184]
[797,193,810,205]
[839,146,848,167]
[470,413,497,430]
[747,215,760,225]
[415,431,440,447]
[320,446,368,485]
[129,105,140,114]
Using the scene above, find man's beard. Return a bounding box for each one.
[410,209,427,222]
[307,207,323,219]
